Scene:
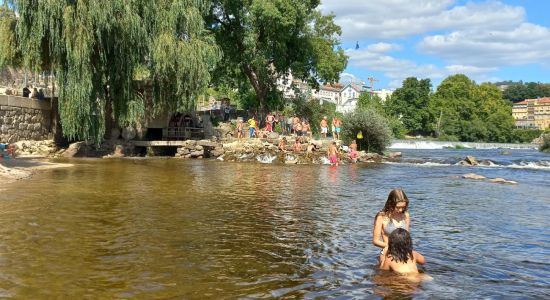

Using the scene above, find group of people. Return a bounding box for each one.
[373,189,426,276]
[319,116,342,140]
[22,86,45,100]
[236,113,344,141]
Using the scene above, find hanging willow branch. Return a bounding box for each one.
[5,0,220,144]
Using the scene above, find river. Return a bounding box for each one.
[0,147,548,298]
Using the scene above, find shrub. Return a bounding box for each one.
[540,134,550,153]
[341,108,392,153]
[510,129,543,143]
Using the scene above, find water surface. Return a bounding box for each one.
[0,148,548,298]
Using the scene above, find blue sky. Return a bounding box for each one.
[319,0,550,89]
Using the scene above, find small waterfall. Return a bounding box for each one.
[256,154,277,164]
[389,140,538,150]
[319,157,331,165]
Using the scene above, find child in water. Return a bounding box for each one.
[379,228,425,274]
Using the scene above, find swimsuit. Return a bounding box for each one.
[329,155,338,164]
[383,217,406,235]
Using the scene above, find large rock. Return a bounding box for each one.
[63,142,86,158]
[121,126,136,141]
[464,155,478,166]
[387,151,402,158]
[462,173,486,180]
[489,178,517,185]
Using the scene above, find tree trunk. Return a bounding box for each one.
[242,65,267,114]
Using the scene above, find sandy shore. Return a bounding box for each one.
[0,157,73,190]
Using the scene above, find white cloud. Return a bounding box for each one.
[347,46,503,88]
[418,23,550,67]
[319,0,550,87]
[320,0,524,40]
[366,43,402,53]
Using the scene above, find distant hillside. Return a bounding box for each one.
[493,81,550,102]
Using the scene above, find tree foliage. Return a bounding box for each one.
[357,92,406,138]
[385,77,432,135]
[341,108,392,153]
[429,75,514,142]
[208,0,348,112]
[540,133,550,153]
[1,0,220,144]
[502,82,550,102]
[290,91,336,134]
[0,5,19,68]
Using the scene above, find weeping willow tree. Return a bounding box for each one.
[0,0,220,144]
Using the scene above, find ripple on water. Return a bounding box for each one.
[0,155,548,298]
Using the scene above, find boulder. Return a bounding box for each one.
[63,142,86,158]
[489,178,518,185]
[464,155,478,166]
[121,126,136,141]
[267,132,279,139]
[387,151,402,158]
[462,173,486,180]
[197,140,218,147]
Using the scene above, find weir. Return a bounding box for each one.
[389,139,538,150]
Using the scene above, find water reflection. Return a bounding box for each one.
[0,155,548,298]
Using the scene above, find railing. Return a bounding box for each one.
[163,126,204,140]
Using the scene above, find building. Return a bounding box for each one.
[373,89,393,101]
[316,83,343,105]
[512,97,550,129]
[337,83,364,113]
[276,72,394,113]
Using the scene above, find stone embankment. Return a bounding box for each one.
[0,95,52,143]
[173,138,390,164]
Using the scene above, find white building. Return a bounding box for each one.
[277,73,392,113]
[373,89,393,101]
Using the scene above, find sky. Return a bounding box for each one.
[319,0,550,89]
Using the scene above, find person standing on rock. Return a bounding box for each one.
[320,116,328,139]
[236,119,244,140]
[334,117,342,140]
[266,113,275,132]
[247,116,257,138]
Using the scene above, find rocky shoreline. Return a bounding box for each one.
[1,139,523,185]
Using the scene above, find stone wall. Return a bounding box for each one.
[0,95,52,143]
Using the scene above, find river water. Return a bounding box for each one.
[0,148,548,299]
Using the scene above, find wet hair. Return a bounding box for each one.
[387,228,414,263]
[382,188,409,214]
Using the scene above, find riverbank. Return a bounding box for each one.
[0,157,73,190]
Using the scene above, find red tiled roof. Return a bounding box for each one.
[524,97,550,104]
[320,83,343,92]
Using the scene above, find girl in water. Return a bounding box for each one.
[379,228,425,274]
[373,189,410,260]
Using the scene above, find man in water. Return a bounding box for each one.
[349,140,358,163]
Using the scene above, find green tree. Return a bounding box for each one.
[503,82,550,102]
[385,77,433,135]
[357,92,406,138]
[1,0,220,144]
[0,4,19,68]
[429,74,515,142]
[208,0,348,113]
[290,91,336,135]
[341,108,392,153]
